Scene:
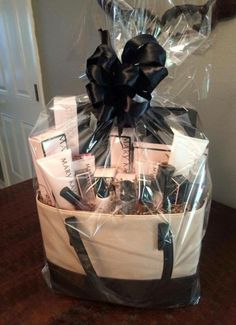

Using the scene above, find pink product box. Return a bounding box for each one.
[53,96,79,156]
[133,142,172,175]
[110,128,136,173]
[29,129,68,206]
[73,154,96,204]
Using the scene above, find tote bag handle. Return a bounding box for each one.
[65,216,173,303]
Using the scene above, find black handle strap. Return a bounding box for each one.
[65,216,174,301]
[65,216,125,304]
[158,223,174,280]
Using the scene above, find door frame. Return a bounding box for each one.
[0,137,10,188]
[28,0,45,107]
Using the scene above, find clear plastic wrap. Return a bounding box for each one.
[29,0,213,308]
[73,0,215,75]
[98,0,214,66]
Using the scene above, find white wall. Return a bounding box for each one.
[32,1,236,208]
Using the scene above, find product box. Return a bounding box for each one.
[29,129,68,205]
[133,142,171,175]
[110,127,135,173]
[169,128,209,177]
[53,96,79,156]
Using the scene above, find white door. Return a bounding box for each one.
[0,0,44,187]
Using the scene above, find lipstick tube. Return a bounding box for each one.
[156,163,176,213]
[60,187,93,211]
[120,178,137,215]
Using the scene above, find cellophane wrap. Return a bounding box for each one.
[29,0,214,308]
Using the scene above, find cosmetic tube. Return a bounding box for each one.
[156,163,176,213]
[37,149,78,210]
[150,178,164,210]
[60,187,93,211]
[139,175,155,208]
[169,175,190,206]
[94,168,116,213]
[95,177,113,213]
[116,173,137,215]
[187,156,209,211]
[135,161,159,213]
[120,180,137,215]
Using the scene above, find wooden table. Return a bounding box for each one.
[0,180,236,325]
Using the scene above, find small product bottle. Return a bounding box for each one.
[95,177,113,213]
[120,179,137,215]
[138,174,156,214]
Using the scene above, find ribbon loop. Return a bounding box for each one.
[86,30,168,133]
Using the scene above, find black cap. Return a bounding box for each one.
[96,178,110,199]
[120,180,136,202]
[139,177,154,206]
[157,163,176,193]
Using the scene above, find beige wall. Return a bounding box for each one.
[161,19,236,209]
[32,0,209,103]
[193,20,236,209]
[32,0,101,102]
[32,1,236,208]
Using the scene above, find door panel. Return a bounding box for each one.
[0,58,7,93]
[20,121,34,179]
[0,0,44,186]
[6,1,32,98]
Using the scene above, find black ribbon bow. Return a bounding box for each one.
[86,29,168,134]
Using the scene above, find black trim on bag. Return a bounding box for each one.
[57,217,199,308]
[45,261,201,308]
[158,223,174,280]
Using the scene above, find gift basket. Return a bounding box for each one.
[29,0,214,308]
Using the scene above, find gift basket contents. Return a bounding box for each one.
[30,98,209,215]
[29,0,213,309]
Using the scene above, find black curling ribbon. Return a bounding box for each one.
[86,29,168,135]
